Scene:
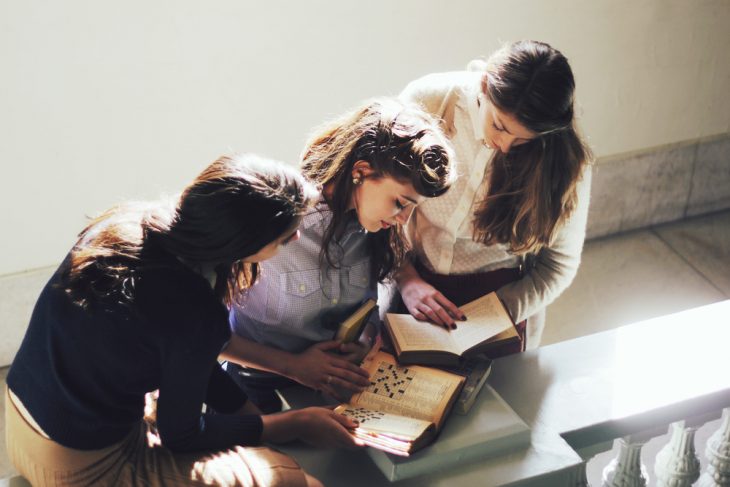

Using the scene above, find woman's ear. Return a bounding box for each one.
[351,160,374,180]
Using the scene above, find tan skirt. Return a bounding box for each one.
[4,387,306,487]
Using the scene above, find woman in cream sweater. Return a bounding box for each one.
[394,40,593,351]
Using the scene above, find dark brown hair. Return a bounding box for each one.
[62,154,316,308]
[474,40,592,254]
[301,98,455,281]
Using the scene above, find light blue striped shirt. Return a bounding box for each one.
[230,200,377,352]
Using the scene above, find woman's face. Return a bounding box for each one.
[478,93,537,154]
[242,225,301,263]
[349,161,426,233]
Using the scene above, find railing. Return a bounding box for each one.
[488,299,730,487]
[595,411,730,486]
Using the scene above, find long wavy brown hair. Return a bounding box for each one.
[301,98,455,281]
[61,154,316,308]
[473,40,592,254]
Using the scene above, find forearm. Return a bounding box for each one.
[220,333,297,379]
[260,410,303,444]
[498,166,591,322]
[394,259,422,290]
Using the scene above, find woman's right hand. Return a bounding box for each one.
[289,341,371,398]
[292,407,364,449]
[399,274,464,329]
[261,407,363,449]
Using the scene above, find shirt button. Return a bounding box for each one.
[331,298,339,304]
[299,284,306,292]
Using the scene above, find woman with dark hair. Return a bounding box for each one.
[222,98,455,409]
[393,40,593,351]
[5,154,360,487]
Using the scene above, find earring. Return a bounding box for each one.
[352,174,363,185]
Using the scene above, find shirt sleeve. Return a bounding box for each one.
[205,361,249,414]
[496,165,593,322]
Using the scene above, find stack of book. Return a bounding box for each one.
[332,292,528,473]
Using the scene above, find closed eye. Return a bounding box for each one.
[493,121,506,132]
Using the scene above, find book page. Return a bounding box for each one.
[351,352,463,428]
[335,405,432,441]
[385,313,458,354]
[451,293,515,355]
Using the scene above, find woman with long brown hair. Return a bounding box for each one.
[222,98,455,411]
[5,154,361,487]
[393,40,593,351]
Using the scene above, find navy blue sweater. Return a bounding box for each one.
[7,251,263,452]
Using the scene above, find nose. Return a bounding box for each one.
[497,135,514,154]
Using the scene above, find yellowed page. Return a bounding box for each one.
[335,405,432,441]
[451,293,515,355]
[385,313,458,354]
[351,352,463,428]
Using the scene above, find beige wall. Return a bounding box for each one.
[1,0,729,275]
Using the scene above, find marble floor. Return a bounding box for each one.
[1,209,729,484]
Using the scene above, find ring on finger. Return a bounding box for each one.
[326,375,332,385]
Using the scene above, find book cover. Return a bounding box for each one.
[335,299,377,343]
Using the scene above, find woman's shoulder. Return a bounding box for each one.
[400,71,479,108]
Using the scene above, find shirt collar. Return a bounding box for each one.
[300,195,364,234]
[464,74,486,143]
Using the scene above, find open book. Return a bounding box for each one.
[384,292,518,367]
[335,351,464,456]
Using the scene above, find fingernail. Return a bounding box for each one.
[461,314,467,321]
[451,323,457,330]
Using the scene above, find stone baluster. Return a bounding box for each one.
[568,460,591,487]
[602,437,649,487]
[654,421,700,486]
[698,407,730,487]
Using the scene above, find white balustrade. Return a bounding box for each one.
[602,437,649,487]
[698,408,730,487]
[654,421,700,487]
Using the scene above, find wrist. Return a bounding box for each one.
[280,352,298,381]
[261,409,302,444]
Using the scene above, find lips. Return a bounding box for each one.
[381,220,392,229]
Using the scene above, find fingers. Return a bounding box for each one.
[415,293,464,329]
[433,293,466,322]
[424,296,455,329]
[338,342,368,363]
[326,412,364,449]
[329,357,370,379]
[329,409,359,429]
[338,342,365,355]
[314,340,343,352]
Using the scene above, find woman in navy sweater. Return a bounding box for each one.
[6,154,360,487]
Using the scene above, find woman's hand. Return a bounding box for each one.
[261,407,363,449]
[399,274,464,329]
[338,341,370,364]
[289,341,371,397]
[292,407,364,449]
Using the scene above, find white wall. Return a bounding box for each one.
[1,0,729,275]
